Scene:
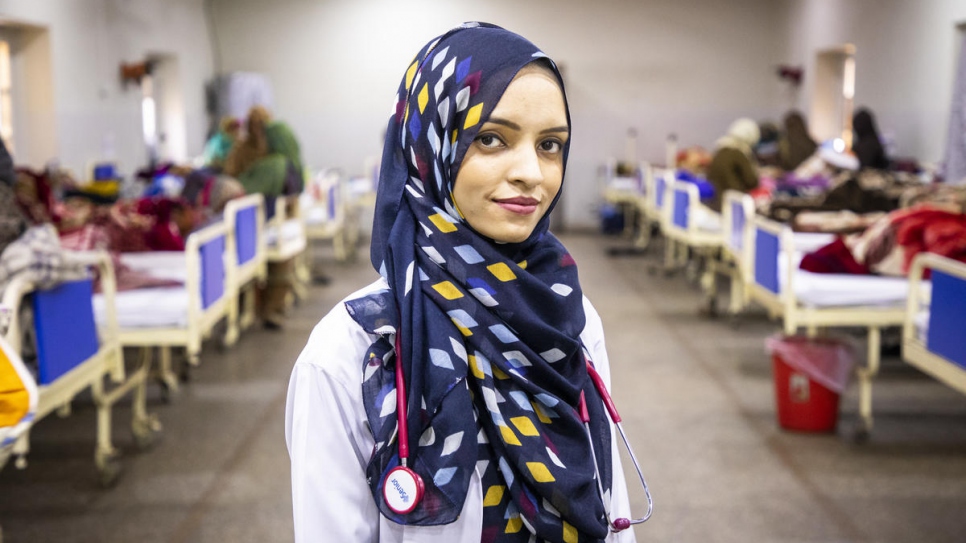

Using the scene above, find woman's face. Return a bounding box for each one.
[452,64,568,244]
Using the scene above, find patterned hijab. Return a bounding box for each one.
[346,22,612,542]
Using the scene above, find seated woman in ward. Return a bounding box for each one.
[706,117,761,212]
[285,22,640,542]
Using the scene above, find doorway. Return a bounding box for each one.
[0,22,56,168]
[809,44,856,148]
[141,53,186,166]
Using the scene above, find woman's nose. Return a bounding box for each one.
[507,145,544,186]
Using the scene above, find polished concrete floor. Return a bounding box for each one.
[2,233,966,542]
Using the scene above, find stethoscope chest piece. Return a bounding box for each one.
[383,465,425,514]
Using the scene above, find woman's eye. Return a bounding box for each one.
[540,140,562,153]
[477,134,502,148]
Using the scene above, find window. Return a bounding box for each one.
[0,40,14,153]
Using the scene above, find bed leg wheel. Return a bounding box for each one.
[728,313,741,329]
[96,453,123,488]
[133,415,162,450]
[851,421,871,444]
[159,382,174,404]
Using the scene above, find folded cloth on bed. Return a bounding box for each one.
[0,225,90,296]
[848,207,965,278]
[119,252,188,282]
[59,223,182,293]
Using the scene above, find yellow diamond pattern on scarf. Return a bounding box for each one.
[563,521,578,543]
[506,516,523,534]
[499,424,521,446]
[433,281,463,300]
[531,400,552,424]
[526,461,555,483]
[453,320,473,337]
[518,260,527,269]
[0,349,29,427]
[428,213,458,233]
[483,485,505,506]
[511,416,539,437]
[418,83,429,114]
[492,365,510,380]
[469,355,485,379]
[464,103,484,129]
[486,262,517,282]
[405,61,418,90]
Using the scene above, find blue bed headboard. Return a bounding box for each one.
[755,228,780,294]
[328,184,338,220]
[927,269,966,368]
[33,279,100,385]
[200,235,226,309]
[730,200,746,251]
[236,206,257,266]
[673,188,688,229]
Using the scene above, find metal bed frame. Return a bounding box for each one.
[2,251,158,485]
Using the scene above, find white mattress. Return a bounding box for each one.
[93,286,188,329]
[265,220,304,246]
[792,232,837,253]
[792,270,912,308]
[304,206,335,226]
[778,249,925,308]
[119,252,187,282]
[694,206,722,232]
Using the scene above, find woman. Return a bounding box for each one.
[705,117,761,211]
[286,23,639,542]
[852,108,889,170]
[778,111,817,171]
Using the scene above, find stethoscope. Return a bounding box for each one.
[381,334,653,532]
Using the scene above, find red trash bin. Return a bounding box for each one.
[766,335,854,433]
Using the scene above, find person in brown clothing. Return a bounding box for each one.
[706,118,760,211]
[778,111,817,171]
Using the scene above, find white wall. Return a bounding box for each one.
[0,0,214,176]
[210,0,788,229]
[782,0,966,166]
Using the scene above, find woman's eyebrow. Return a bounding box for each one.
[485,117,569,134]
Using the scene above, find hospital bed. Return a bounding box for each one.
[223,194,267,347]
[902,253,966,397]
[641,169,680,275]
[3,251,158,485]
[748,216,910,438]
[265,195,309,303]
[95,220,231,397]
[302,169,355,264]
[663,178,723,311]
[600,158,647,245]
[719,190,756,317]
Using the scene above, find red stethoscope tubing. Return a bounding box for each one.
[394,333,411,463]
[581,357,654,532]
[383,332,425,515]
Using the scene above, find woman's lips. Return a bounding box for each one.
[495,197,539,215]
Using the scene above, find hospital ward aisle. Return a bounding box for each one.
[2,233,966,543]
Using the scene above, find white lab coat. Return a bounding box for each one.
[285,279,637,542]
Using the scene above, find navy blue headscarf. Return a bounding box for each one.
[347,22,612,542]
